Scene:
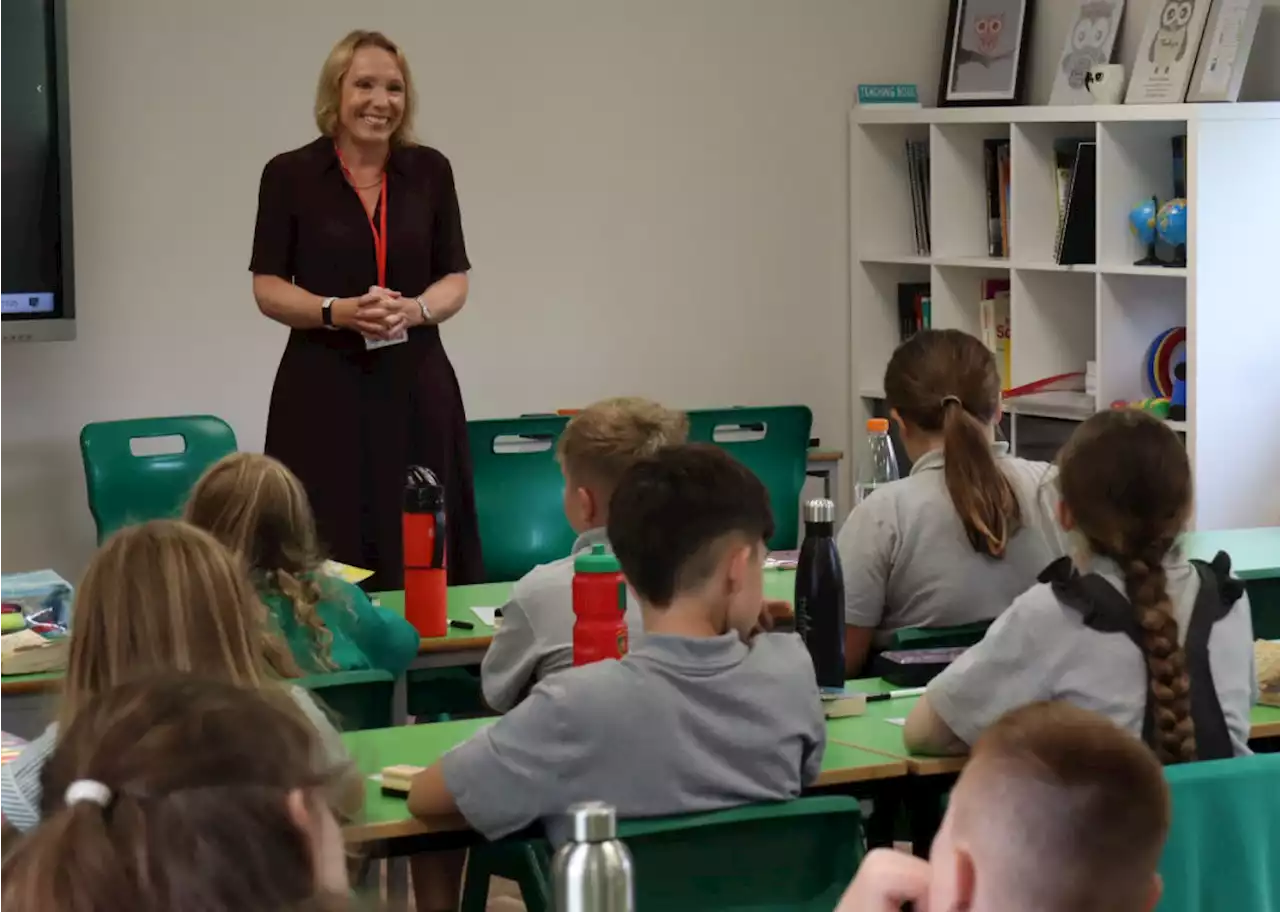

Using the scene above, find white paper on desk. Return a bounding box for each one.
[886,718,907,727]
[365,331,408,351]
[471,606,500,627]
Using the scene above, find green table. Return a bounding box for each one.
[340,711,906,845]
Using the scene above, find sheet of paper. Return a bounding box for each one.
[365,331,408,351]
[471,606,500,627]
[323,560,375,584]
[886,717,907,727]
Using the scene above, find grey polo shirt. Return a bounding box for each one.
[836,444,1068,643]
[927,553,1258,754]
[443,631,826,842]
[481,528,644,713]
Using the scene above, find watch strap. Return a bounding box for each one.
[321,296,337,329]
[416,295,432,326]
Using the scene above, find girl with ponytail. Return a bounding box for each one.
[837,329,1068,675]
[2,676,354,912]
[904,409,1255,761]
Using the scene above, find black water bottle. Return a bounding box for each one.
[795,498,846,689]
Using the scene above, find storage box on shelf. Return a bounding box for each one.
[849,103,1280,529]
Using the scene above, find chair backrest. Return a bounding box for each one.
[1157,753,1280,912]
[686,406,813,550]
[617,796,862,912]
[467,416,576,583]
[297,669,396,732]
[79,415,238,542]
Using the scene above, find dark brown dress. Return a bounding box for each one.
[250,136,483,588]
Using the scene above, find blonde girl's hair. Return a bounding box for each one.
[314,30,417,146]
[3,675,352,912]
[1057,409,1196,764]
[884,329,1021,557]
[185,453,337,671]
[60,520,301,728]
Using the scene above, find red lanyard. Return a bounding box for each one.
[335,146,388,286]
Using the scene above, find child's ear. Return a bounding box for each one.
[889,408,907,436]
[1057,499,1075,532]
[724,542,753,594]
[1144,873,1164,912]
[576,486,599,526]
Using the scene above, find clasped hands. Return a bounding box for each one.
[334,285,427,340]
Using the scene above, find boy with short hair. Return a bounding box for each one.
[410,444,826,841]
[480,397,688,712]
[838,702,1170,912]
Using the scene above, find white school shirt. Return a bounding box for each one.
[926,552,1258,754]
[836,443,1068,644]
[481,528,644,713]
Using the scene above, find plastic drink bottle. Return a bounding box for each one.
[855,418,900,504]
[572,544,629,666]
[403,465,448,637]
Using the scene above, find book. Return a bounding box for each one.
[1052,137,1091,248]
[982,140,1002,257]
[1171,134,1187,198]
[905,140,923,255]
[979,279,1012,388]
[1056,141,1097,265]
[897,282,931,341]
[903,140,931,256]
[997,141,1011,258]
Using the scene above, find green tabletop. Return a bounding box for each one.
[1182,529,1280,580]
[1251,703,1280,738]
[340,707,904,844]
[0,669,63,695]
[374,582,512,651]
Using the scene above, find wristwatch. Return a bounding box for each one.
[415,295,432,326]
[321,296,337,329]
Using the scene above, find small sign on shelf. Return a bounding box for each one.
[856,84,921,108]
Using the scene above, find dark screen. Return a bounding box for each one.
[2,0,67,320]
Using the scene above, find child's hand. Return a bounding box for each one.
[834,849,932,912]
[751,599,793,636]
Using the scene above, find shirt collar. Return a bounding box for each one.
[628,631,749,674]
[310,135,409,176]
[571,527,611,554]
[909,440,1011,476]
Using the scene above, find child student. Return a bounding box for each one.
[0,521,349,831]
[186,452,420,676]
[906,410,1256,761]
[2,676,353,911]
[840,702,1170,912]
[410,444,825,839]
[481,397,688,711]
[837,329,1067,676]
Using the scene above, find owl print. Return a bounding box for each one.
[1060,0,1119,89]
[1150,0,1196,73]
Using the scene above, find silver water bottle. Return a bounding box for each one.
[552,802,635,912]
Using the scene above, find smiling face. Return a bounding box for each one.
[338,46,406,147]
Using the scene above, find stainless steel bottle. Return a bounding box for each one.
[795,498,846,689]
[552,802,635,912]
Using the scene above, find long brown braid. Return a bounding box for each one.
[1058,410,1195,764]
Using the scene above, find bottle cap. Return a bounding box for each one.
[804,499,836,523]
[574,543,621,574]
[866,418,890,433]
[404,466,445,512]
[565,801,618,842]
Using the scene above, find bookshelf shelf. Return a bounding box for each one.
[849,103,1280,530]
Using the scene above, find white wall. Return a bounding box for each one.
[1,0,947,577]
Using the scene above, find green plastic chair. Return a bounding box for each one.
[462,796,863,912]
[885,621,992,651]
[467,416,576,583]
[79,415,237,542]
[297,669,395,732]
[1157,753,1280,912]
[687,406,813,550]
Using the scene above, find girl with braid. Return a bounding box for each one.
[905,409,1257,761]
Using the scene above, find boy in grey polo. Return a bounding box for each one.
[481,397,687,712]
[409,444,826,842]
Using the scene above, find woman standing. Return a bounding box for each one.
[250,30,483,588]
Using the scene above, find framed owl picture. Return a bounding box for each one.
[1049,0,1126,104]
[1125,0,1214,103]
[938,0,1035,106]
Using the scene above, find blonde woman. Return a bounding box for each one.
[186,452,420,676]
[0,521,349,832]
[250,29,482,590]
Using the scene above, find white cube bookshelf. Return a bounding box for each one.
[850,103,1280,530]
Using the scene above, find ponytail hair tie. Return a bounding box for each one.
[65,779,112,808]
[941,395,963,410]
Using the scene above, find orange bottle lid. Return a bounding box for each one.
[867,418,890,433]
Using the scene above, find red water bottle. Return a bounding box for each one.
[572,544,629,666]
[403,466,447,637]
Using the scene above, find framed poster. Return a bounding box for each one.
[938,0,1035,106]
[1125,0,1214,103]
[1187,0,1263,102]
[1049,0,1126,105]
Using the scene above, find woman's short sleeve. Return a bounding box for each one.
[431,154,471,278]
[249,157,296,278]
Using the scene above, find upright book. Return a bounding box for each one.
[1056,141,1097,266]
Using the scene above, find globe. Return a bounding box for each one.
[1157,198,1188,248]
[1129,198,1159,246]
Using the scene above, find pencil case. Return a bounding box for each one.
[871,646,967,688]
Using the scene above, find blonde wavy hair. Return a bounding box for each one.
[314,30,417,146]
[186,453,339,671]
[61,520,300,728]
[557,397,690,495]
